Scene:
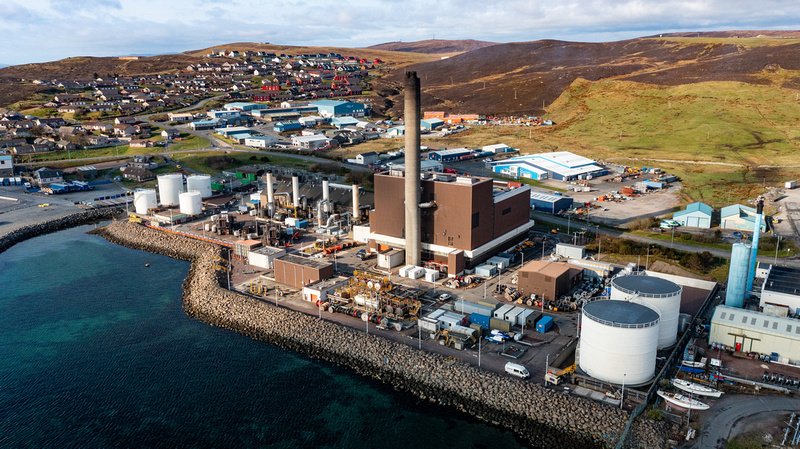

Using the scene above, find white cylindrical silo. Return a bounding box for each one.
[179,190,203,215]
[726,243,751,308]
[186,175,212,198]
[579,300,660,385]
[157,174,183,206]
[611,273,682,349]
[133,189,157,215]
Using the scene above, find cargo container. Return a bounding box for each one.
[475,264,497,277]
[490,317,512,333]
[504,307,524,323]
[517,309,537,326]
[497,252,517,263]
[419,317,439,333]
[786,180,797,189]
[454,300,495,316]
[470,312,492,328]
[536,315,553,333]
[296,220,309,228]
[494,304,515,320]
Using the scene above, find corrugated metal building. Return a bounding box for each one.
[489,151,607,181]
[530,191,573,214]
[672,202,713,228]
[759,265,800,314]
[710,305,800,361]
[721,204,768,232]
[274,254,334,289]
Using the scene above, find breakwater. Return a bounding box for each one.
[0,208,123,254]
[93,221,667,449]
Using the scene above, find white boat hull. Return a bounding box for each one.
[671,379,723,398]
[657,390,710,411]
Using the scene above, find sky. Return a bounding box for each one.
[2,0,800,66]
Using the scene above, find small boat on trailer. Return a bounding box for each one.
[670,378,723,398]
[657,390,710,411]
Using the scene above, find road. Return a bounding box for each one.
[531,211,800,269]
[691,394,800,448]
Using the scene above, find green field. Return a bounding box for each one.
[172,151,317,175]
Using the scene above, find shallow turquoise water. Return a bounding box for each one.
[0,225,526,448]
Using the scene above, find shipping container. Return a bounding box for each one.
[490,317,512,333]
[455,300,495,316]
[786,180,797,189]
[470,313,492,328]
[517,309,537,326]
[504,307,524,323]
[494,304,515,320]
[536,315,553,333]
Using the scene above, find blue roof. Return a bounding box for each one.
[674,202,712,218]
[721,204,757,219]
[311,100,346,107]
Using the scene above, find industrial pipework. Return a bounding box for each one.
[404,71,421,267]
[292,173,300,208]
[352,184,360,221]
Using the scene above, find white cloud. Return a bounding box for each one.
[1,0,799,65]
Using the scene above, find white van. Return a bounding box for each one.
[504,362,530,379]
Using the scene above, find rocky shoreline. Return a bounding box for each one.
[85,220,668,448]
[0,208,123,254]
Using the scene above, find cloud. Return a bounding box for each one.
[2,0,800,65]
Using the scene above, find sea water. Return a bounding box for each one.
[0,225,525,448]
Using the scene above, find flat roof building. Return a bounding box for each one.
[530,191,574,214]
[369,170,533,272]
[760,265,800,314]
[489,151,607,181]
[516,260,583,301]
[274,254,334,289]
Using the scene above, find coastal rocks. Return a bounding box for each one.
[0,208,123,254]
[92,221,667,449]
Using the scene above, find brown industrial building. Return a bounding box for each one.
[368,170,533,273]
[274,254,334,289]
[517,261,583,301]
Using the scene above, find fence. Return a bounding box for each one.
[614,283,719,448]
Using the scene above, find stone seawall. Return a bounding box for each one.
[92,221,666,449]
[0,208,123,254]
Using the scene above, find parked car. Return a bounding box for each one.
[733,231,745,239]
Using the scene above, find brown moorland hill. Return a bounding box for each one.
[374,37,800,117]
[367,39,498,54]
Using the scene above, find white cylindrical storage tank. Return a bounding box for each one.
[157,174,183,206]
[133,189,157,215]
[610,274,681,349]
[179,190,203,215]
[186,175,212,198]
[579,300,660,385]
[725,243,751,308]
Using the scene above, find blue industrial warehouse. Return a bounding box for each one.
[530,191,573,214]
[489,151,607,181]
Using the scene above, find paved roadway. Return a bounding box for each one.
[691,394,800,448]
[531,211,800,269]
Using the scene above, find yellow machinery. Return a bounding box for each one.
[249,279,269,295]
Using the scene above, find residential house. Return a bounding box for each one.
[82,121,114,132]
[355,151,378,166]
[56,140,77,151]
[120,166,155,182]
[161,129,180,140]
[0,154,13,177]
[34,167,63,186]
[115,117,137,125]
[168,112,193,122]
[86,134,109,146]
[129,139,154,148]
[114,124,137,137]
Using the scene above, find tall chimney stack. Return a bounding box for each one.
[404,71,422,267]
[266,171,274,204]
[322,177,330,213]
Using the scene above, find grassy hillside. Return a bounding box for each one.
[538,78,800,205]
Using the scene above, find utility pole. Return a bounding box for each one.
[775,235,782,264]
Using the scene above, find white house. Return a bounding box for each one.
[291,134,331,150]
